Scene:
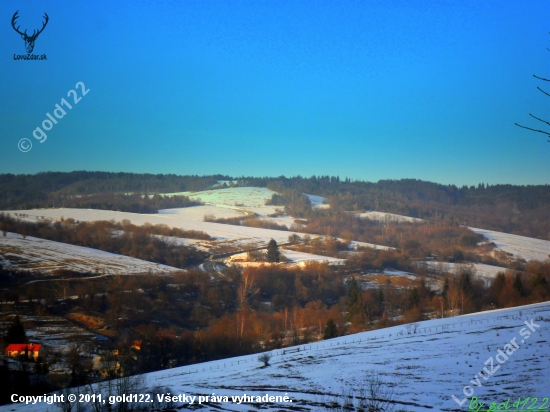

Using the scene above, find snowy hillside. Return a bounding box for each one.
[164,187,281,216]
[4,188,548,276]
[5,208,302,249]
[224,249,345,266]
[470,227,550,262]
[157,205,246,221]
[5,207,392,256]
[303,193,330,209]
[4,302,549,411]
[357,210,550,262]
[0,232,180,275]
[426,262,514,281]
[359,211,423,223]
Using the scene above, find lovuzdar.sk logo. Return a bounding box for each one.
[11,10,48,60]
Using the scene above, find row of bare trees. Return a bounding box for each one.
[0,214,208,269]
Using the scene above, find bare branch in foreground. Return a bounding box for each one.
[515,123,550,142]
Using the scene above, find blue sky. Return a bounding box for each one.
[1,0,549,185]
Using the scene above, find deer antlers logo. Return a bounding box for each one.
[11,11,49,54]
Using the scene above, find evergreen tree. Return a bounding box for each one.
[323,319,338,339]
[408,287,420,309]
[266,239,280,263]
[459,272,473,296]
[442,277,450,297]
[513,274,524,296]
[347,277,362,321]
[376,288,385,315]
[348,278,361,308]
[5,315,27,344]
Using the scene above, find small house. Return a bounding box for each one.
[5,343,43,360]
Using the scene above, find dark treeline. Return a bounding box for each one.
[2,172,549,239]
[0,171,229,210]
[246,175,549,211]
[265,183,312,217]
[248,176,550,240]
[0,214,208,269]
[51,193,201,213]
[204,215,290,231]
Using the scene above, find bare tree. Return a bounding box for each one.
[56,387,75,412]
[515,37,550,142]
[66,339,92,377]
[149,385,176,411]
[86,382,104,412]
[101,374,145,412]
[258,352,272,367]
[237,270,259,309]
[318,372,396,412]
[446,279,461,316]
[357,372,396,412]
[56,387,86,412]
[319,383,354,411]
[288,233,301,244]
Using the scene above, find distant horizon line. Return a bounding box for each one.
[1,170,548,189]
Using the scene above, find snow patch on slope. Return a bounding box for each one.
[0,232,180,275]
[426,261,511,280]
[359,211,422,223]
[470,227,550,262]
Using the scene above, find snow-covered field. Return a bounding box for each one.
[171,187,277,208]
[349,240,394,251]
[359,211,423,223]
[157,205,246,221]
[163,188,303,228]
[380,268,419,279]
[426,261,512,280]
[470,227,550,262]
[5,302,549,411]
[5,208,300,246]
[6,208,391,257]
[0,232,180,275]
[224,250,345,266]
[166,187,282,216]
[359,269,442,291]
[4,188,547,276]
[281,249,345,265]
[262,215,297,229]
[303,193,330,209]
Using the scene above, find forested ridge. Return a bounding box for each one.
[0,172,229,210]
[260,177,550,240]
[1,172,549,239]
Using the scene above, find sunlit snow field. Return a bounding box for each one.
[3,302,549,412]
[4,188,548,276]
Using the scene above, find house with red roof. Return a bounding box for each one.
[5,343,43,360]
